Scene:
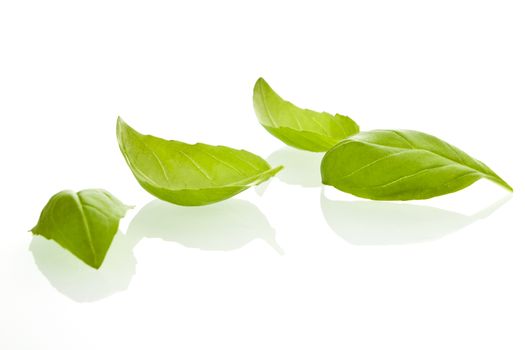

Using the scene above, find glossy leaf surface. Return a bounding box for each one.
[321,130,512,200]
[117,118,283,206]
[253,78,359,152]
[31,189,131,269]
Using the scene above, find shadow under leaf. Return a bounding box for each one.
[126,199,283,254]
[30,198,280,302]
[321,192,511,245]
[29,231,137,302]
[265,147,324,188]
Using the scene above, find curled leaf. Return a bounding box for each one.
[253,78,359,152]
[31,189,131,269]
[117,118,283,206]
[321,130,512,200]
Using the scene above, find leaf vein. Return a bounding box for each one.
[198,148,246,176]
[356,164,466,190]
[391,130,415,148]
[348,138,487,177]
[179,150,213,180]
[336,150,415,181]
[74,193,97,263]
[134,137,170,183]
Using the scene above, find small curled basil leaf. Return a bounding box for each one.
[253,78,360,152]
[31,189,132,269]
[117,117,283,206]
[321,129,512,200]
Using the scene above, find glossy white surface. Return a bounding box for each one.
[1,1,524,349]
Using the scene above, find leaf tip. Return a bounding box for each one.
[274,164,285,174]
[116,115,125,128]
[489,174,514,192]
[264,235,285,255]
[89,260,103,270]
[255,76,266,85]
[254,77,270,92]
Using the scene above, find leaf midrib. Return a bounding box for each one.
[135,164,280,191]
[350,163,468,190]
[123,131,279,191]
[258,82,350,139]
[331,138,489,183]
[71,192,98,264]
[143,145,275,190]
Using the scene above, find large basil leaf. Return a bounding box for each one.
[117,118,283,206]
[321,130,513,200]
[252,78,360,152]
[31,189,132,269]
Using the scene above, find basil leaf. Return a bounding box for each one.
[31,189,132,269]
[117,118,283,206]
[253,78,360,152]
[321,130,513,200]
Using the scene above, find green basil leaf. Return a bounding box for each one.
[117,117,283,206]
[252,78,360,152]
[31,189,132,269]
[321,130,513,200]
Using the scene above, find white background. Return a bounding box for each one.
[1,1,524,349]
